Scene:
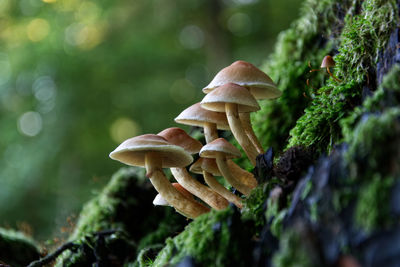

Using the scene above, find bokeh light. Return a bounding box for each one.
[179,25,204,50]
[27,18,50,42]
[17,111,43,137]
[110,117,141,143]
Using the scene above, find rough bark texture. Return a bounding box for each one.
[24,0,400,266]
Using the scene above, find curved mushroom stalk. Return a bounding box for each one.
[170,167,229,210]
[227,160,258,189]
[203,122,218,144]
[145,152,209,218]
[215,155,252,196]
[225,103,258,166]
[239,112,264,155]
[203,171,243,209]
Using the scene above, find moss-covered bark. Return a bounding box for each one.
[45,0,400,266]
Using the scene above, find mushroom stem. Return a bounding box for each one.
[227,160,258,189]
[203,122,218,143]
[170,168,229,210]
[216,154,252,196]
[145,152,209,218]
[202,171,243,208]
[239,112,264,154]
[326,67,342,82]
[225,103,258,166]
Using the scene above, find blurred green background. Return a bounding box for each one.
[0,0,302,240]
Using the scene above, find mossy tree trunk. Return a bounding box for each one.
[25,0,400,266]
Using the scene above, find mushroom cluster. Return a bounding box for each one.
[109,60,281,219]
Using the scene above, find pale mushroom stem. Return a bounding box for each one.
[216,154,252,196]
[145,152,209,218]
[225,103,258,166]
[239,112,264,155]
[227,160,258,189]
[170,168,229,210]
[202,171,243,209]
[203,122,218,143]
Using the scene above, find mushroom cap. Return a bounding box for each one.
[175,102,230,130]
[158,127,203,154]
[320,55,335,68]
[201,83,260,113]
[203,60,281,100]
[109,134,193,168]
[199,138,241,159]
[190,158,221,176]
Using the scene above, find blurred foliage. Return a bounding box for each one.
[0,0,301,239]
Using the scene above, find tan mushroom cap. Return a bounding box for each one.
[175,103,230,130]
[320,55,335,68]
[109,134,193,168]
[190,158,221,176]
[203,60,281,100]
[199,138,241,159]
[201,83,260,113]
[158,127,203,154]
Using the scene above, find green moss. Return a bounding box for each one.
[0,228,41,267]
[56,167,186,265]
[153,207,252,267]
[355,175,395,232]
[272,229,315,267]
[345,107,400,177]
[287,0,398,153]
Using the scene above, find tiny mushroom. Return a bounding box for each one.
[199,137,253,196]
[203,60,282,154]
[109,134,209,218]
[320,55,341,82]
[174,102,229,143]
[190,158,243,208]
[201,82,260,166]
[158,127,229,210]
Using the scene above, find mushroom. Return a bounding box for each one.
[203,60,282,154]
[190,158,243,208]
[153,183,194,206]
[201,83,260,166]
[174,102,229,143]
[175,102,258,187]
[109,134,209,218]
[158,127,229,210]
[199,137,253,196]
[320,55,341,82]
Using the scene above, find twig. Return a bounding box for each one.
[27,242,79,267]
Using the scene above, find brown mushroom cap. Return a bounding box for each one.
[109,134,193,168]
[199,138,241,159]
[320,55,336,68]
[201,83,260,113]
[158,127,203,154]
[203,60,281,100]
[190,158,221,176]
[175,103,230,130]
